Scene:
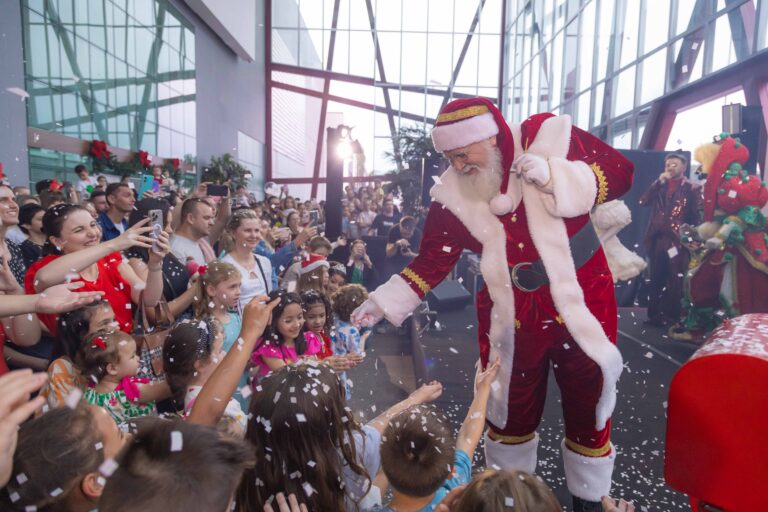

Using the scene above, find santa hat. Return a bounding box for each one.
[702,133,750,221]
[300,253,329,275]
[431,98,523,215]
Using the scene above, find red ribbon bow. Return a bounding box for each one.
[197,265,207,276]
[49,179,63,192]
[92,337,107,350]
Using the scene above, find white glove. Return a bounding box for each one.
[351,299,385,328]
[513,154,550,187]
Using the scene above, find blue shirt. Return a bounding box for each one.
[98,211,128,241]
[254,240,298,290]
[375,450,472,512]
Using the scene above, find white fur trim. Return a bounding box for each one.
[432,112,499,152]
[484,431,539,474]
[522,183,622,430]
[490,193,514,216]
[518,114,572,158]
[368,274,422,327]
[430,170,516,427]
[562,439,616,502]
[300,260,330,275]
[538,158,597,218]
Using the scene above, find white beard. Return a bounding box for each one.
[455,146,503,203]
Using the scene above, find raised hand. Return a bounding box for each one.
[0,370,47,487]
[409,380,443,404]
[111,217,154,252]
[350,299,385,328]
[35,282,104,314]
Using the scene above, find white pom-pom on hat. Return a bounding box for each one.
[490,193,514,216]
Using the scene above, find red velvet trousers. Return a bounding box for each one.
[476,261,617,452]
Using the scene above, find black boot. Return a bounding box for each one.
[572,496,603,512]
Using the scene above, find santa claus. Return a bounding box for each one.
[352,98,634,510]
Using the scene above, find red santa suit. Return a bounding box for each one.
[355,98,633,501]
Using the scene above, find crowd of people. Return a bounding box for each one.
[0,164,639,511]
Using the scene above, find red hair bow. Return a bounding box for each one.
[49,179,63,192]
[92,337,107,350]
[197,265,207,276]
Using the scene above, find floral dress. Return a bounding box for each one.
[83,376,156,426]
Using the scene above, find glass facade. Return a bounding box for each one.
[269,0,504,196]
[502,0,763,149]
[21,0,196,182]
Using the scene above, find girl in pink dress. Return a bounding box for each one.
[251,290,321,382]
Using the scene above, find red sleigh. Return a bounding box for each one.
[665,314,768,511]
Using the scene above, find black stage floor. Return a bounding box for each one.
[347,306,699,511]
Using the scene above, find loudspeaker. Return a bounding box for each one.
[426,279,472,312]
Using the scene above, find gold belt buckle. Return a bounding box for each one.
[510,261,541,292]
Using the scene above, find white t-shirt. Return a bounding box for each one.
[5,226,26,244]
[221,253,273,309]
[170,234,206,266]
[356,210,377,235]
[76,177,97,198]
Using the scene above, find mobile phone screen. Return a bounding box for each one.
[207,184,228,197]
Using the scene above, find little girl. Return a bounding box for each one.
[40,300,116,409]
[194,261,253,408]
[80,330,170,426]
[301,289,363,374]
[251,289,322,381]
[194,261,242,353]
[331,284,370,398]
[163,319,247,436]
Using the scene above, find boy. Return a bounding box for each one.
[378,358,501,511]
[99,419,255,512]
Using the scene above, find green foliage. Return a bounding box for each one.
[382,126,437,215]
[202,153,250,189]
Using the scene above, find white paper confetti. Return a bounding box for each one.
[727,190,737,198]
[667,247,678,258]
[99,458,119,477]
[170,431,183,452]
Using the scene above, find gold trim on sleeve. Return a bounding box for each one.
[565,438,612,457]
[437,105,490,123]
[401,267,431,295]
[591,163,609,205]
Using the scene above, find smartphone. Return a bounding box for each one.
[148,209,163,253]
[137,175,154,199]
[308,209,319,223]
[207,184,229,197]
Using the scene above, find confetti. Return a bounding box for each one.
[644,352,654,359]
[505,496,514,507]
[296,413,307,422]
[442,246,452,253]
[239,386,252,399]
[170,431,183,452]
[15,473,27,485]
[99,458,119,477]
[667,247,678,258]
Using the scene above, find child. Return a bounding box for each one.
[99,419,255,512]
[450,469,561,512]
[301,289,363,374]
[378,358,501,512]
[194,261,243,353]
[80,330,170,427]
[327,261,347,295]
[163,319,247,435]
[238,362,445,511]
[331,284,369,397]
[40,300,115,409]
[250,289,322,381]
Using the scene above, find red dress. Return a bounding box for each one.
[25,252,134,336]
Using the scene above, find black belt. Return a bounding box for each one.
[509,220,601,292]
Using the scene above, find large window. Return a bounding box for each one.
[269,0,503,198]
[21,0,196,182]
[503,0,761,149]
